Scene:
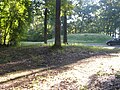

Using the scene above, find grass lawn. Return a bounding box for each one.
[48,33,112,44]
[20,33,112,46]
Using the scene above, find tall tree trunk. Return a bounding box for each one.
[3,29,7,45]
[0,30,2,45]
[44,8,48,44]
[3,36,6,45]
[75,25,77,33]
[54,0,61,48]
[63,11,67,44]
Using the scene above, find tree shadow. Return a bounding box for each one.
[0,46,119,88]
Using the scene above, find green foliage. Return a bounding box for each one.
[26,0,56,42]
[99,0,120,35]
[23,28,52,42]
[1,0,119,46]
[68,0,120,36]
[0,0,33,45]
[61,0,74,16]
[25,29,44,42]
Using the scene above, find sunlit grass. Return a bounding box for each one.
[20,41,44,46]
[1,42,119,65]
[48,33,112,44]
[20,42,119,53]
[68,33,111,43]
[20,33,112,47]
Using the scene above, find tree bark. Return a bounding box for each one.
[3,35,6,45]
[0,30,2,45]
[63,11,67,44]
[54,0,61,48]
[44,8,48,44]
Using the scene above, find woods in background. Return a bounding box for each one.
[0,0,120,46]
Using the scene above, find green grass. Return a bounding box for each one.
[48,33,112,44]
[0,43,119,64]
[67,33,112,43]
[20,41,44,46]
[20,33,112,46]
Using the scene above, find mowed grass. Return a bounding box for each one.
[0,43,119,65]
[48,33,112,44]
[67,33,112,43]
[20,33,112,46]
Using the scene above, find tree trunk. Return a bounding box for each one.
[44,8,48,44]
[63,11,67,44]
[0,30,2,45]
[54,0,61,48]
[3,29,7,45]
[75,25,77,33]
[3,36,6,45]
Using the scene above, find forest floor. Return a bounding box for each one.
[0,45,120,90]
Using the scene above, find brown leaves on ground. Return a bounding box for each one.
[0,46,120,90]
[0,46,100,75]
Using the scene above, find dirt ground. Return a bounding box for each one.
[0,46,120,90]
[28,53,120,90]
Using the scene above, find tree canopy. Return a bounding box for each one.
[0,0,120,46]
[0,0,33,45]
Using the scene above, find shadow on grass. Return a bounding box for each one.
[0,45,119,88]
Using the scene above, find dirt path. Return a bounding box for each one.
[7,53,119,90]
[0,46,120,90]
[36,53,120,90]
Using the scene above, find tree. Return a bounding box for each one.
[68,0,120,35]
[63,11,67,44]
[54,0,61,48]
[99,0,120,36]
[61,0,74,44]
[0,0,33,46]
[27,0,55,42]
[44,0,48,44]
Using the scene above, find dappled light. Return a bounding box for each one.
[88,72,120,89]
[0,0,120,89]
[0,46,120,89]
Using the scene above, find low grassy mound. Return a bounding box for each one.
[48,33,112,44]
[67,33,111,43]
[20,33,111,46]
